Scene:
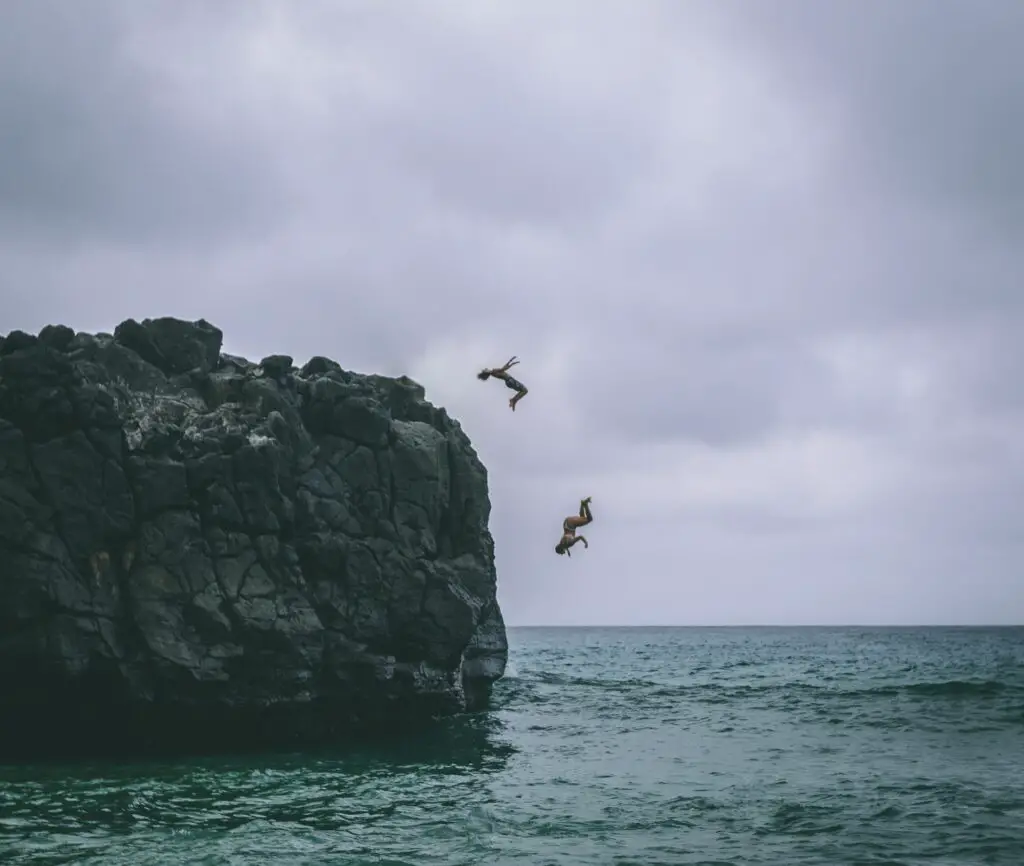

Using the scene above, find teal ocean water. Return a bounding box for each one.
[2,626,1022,865]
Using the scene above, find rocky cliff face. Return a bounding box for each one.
[0,317,507,758]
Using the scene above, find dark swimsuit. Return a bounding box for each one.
[504,375,525,392]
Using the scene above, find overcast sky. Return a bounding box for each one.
[3,0,1022,626]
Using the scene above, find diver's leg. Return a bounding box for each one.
[509,386,528,410]
[563,498,593,530]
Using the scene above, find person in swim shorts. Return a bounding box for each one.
[555,496,593,556]
[477,355,529,411]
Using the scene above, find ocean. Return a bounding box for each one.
[1,626,1022,865]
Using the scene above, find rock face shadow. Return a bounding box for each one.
[0,317,508,760]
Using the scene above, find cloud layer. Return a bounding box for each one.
[2,0,1022,624]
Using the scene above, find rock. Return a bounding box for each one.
[0,330,37,356]
[259,354,294,379]
[0,317,507,759]
[38,324,76,352]
[301,356,341,378]
[113,316,223,376]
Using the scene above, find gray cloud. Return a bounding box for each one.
[1,0,1021,625]
[722,0,1024,237]
[0,1,286,246]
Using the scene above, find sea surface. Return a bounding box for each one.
[1,626,1023,865]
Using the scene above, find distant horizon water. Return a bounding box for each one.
[507,622,1024,628]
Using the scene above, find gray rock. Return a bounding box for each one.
[113,316,223,376]
[0,317,507,758]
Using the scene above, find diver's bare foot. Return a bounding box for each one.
[509,398,516,411]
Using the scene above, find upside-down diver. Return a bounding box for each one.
[555,496,593,556]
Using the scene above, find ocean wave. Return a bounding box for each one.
[498,670,1023,707]
[901,679,1008,697]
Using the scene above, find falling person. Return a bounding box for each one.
[555,496,593,557]
[477,355,529,411]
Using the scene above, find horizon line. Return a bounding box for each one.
[504,623,1024,629]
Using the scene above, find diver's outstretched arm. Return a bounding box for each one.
[567,534,587,551]
[502,356,520,371]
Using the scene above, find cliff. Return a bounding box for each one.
[0,317,507,758]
